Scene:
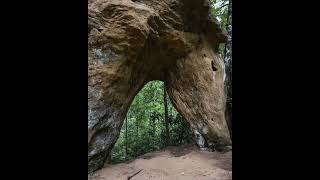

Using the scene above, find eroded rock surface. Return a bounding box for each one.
[88,0,231,173]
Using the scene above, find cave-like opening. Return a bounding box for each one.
[109,80,193,163]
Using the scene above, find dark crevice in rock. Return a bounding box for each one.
[211,61,218,71]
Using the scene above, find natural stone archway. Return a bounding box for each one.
[88,0,231,173]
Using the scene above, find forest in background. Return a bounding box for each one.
[110,0,231,163]
[111,81,193,163]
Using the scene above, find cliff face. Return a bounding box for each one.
[88,0,231,173]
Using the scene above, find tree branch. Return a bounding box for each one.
[127,169,143,180]
[216,3,229,11]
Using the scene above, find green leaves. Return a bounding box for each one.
[209,0,230,57]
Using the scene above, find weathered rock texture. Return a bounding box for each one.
[88,0,231,173]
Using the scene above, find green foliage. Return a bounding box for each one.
[169,114,194,145]
[210,0,229,29]
[111,81,193,163]
[209,0,229,57]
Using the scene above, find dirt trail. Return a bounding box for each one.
[89,144,232,180]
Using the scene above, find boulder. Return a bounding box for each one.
[88,0,231,173]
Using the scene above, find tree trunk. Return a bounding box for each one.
[164,85,170,146]
[152,116,156,149]
[179,116,184,144]
[224,0,232,138]
[125,115,128,160]
[136,118,139,155]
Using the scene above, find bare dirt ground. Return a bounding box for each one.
[89,144,232,180]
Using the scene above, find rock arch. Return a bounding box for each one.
[88,0,231,173]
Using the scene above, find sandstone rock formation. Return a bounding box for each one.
[88,0,231,173]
